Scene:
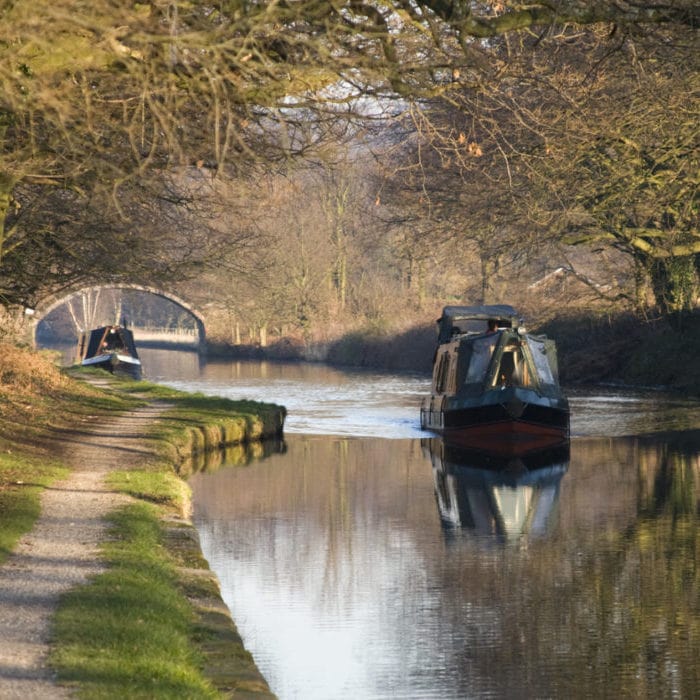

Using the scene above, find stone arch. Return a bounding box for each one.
[32,284,206,348]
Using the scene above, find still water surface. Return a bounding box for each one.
[142,349,700,699]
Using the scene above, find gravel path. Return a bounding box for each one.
[0,400,169,699]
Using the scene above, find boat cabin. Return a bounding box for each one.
[423,304,569,447]
[431,306,561,399]
[82,325,139,360]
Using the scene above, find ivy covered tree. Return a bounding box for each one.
[514,26,700,316]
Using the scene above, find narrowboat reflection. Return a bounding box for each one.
[422,437,570,543]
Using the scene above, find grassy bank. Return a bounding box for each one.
[52,503,219,698]
[52,500,275,699]
[0,344,139,564]
[327,310,700,395]
[105,379,285,479]
[539,311,700,394]
[0,344,283,698]
[0,452,68,563]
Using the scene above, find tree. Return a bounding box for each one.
[0,171,258,307]
[499,25,700,315]
[0,1,345,307]
[420,1,697,33]
[374,97,550,308]
[2,0,696,313]
[377,12,698,316]
[547,74,698,315]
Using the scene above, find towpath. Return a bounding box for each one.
[0,395,169,698]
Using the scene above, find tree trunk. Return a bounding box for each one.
[0,172,16,266]
[632,257,653,315]
[416,260,427,308]
[479,255,498,305]
[650,255,698,316]
[334,250,347,310]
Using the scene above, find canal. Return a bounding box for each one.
[145,350,700,698]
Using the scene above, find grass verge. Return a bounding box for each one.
[0,452,69,564]
[49,373,280,698]
[51,503,219,699]
[2,350,281,698]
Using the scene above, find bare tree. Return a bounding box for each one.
[2,0,696,313]
[375,12,698,316]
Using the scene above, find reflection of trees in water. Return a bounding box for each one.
[191,434,700,698]
[446,437,700,699]
[641,440,698,517]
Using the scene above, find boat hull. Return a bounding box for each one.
[81,352,142,380]
[79,325,143,380]
[421,389,569,456]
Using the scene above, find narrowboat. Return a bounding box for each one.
[420,305,569,453]
[79,324,143,380]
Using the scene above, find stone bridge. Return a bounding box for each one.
[29,284,207,351]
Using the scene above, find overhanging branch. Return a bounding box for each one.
[417,1,699,36]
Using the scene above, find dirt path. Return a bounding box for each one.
[0,400,169,699]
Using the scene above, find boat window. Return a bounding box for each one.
[494,345,534,388]
[465,337,497,383]
[527,338,557,386]
[455,344,472,387]
[497,350,516,386]
[434,351,450,393]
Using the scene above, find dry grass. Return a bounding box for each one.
[0,345,139,447]
[0,344,69,395]
[0,345,137,507]
[0,347,65,439]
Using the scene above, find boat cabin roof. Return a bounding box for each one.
[437,305,520,344]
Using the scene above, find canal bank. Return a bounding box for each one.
[0,346,283,698]
[206,309,700,396]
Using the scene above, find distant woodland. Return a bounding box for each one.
[1,2,698,349]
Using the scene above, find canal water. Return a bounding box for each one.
[148,350,700,697]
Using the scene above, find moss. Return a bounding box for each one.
[109,471,191,514]
[162,521,277,698]
[221,418,247,445]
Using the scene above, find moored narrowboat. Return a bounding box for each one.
[79,324,142,380]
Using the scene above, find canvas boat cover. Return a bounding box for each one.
[83,325,140,360]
